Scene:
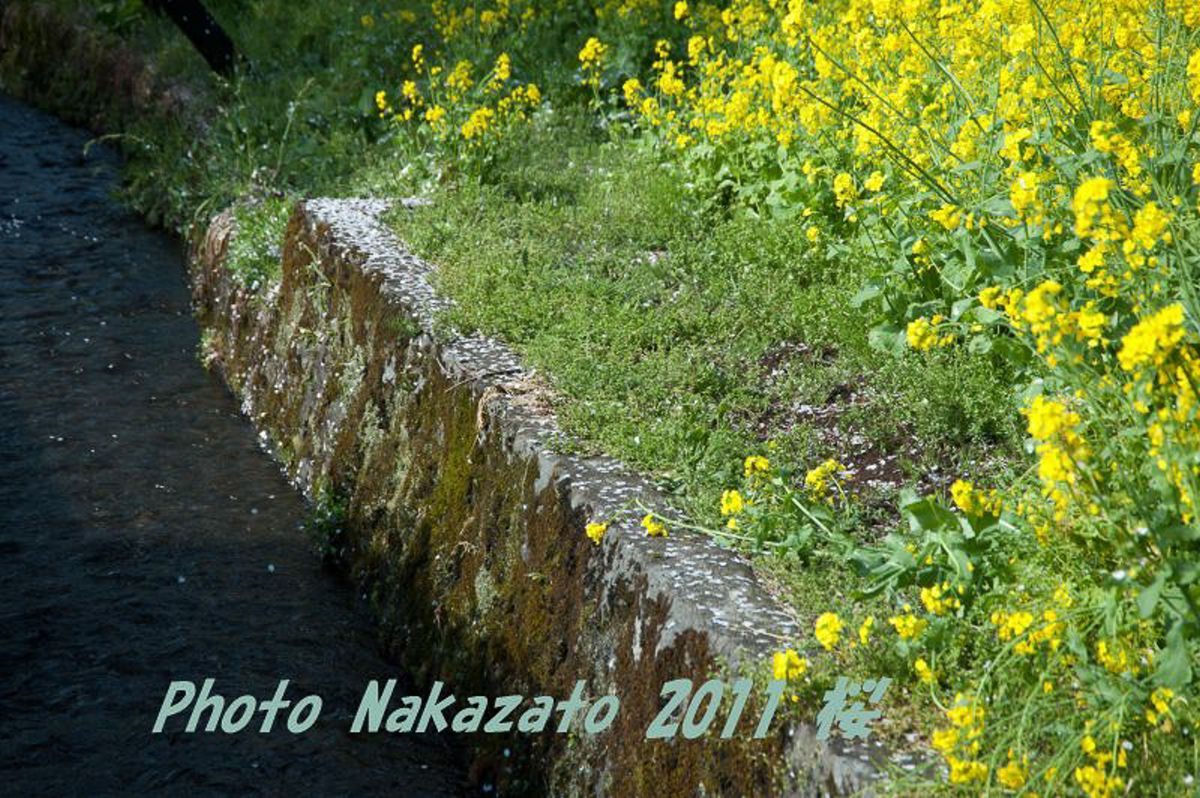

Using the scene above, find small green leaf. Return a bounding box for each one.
[950,297,973,320]
[903,496,957,534]
[1171,559,1200,585]
[1154,624,1193,689]
[851,282,882,308]
[1157,524,1200,546]
[1137,571,1168,619]
[967,335,993,354]
[965,306,1002,325]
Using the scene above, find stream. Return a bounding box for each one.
[0,93,468,795]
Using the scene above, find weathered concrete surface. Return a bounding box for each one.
[191,198,886,795]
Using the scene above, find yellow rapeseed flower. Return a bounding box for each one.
[719,489,745,516]
[979,286,1004,310]
[889,610,928,640]
[772,648,809,680]
[947,755,988,785]
[997,753,1028,790]
[931,727,958,753]
[585,521,608,545]
[946,693,985,729]
[930,203,962,230]
[907,315,953,350]
[913,657,934,685]
[832,172,856,208]
[460,107,496,141]
[641,513,668,538]
[578,36,607,67]
[858,615,874,645]
[622,78,643,107]
[1117,303,1186,373]
[1189,49,1200,104]
[804,458,845,499]
[814,612,843,650]
[743,454,770,478]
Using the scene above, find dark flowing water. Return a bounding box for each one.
[0,94,466,796]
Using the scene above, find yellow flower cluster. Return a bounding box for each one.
[718,487,746,530]
[1074,764,1123,798]
[949,479,1001,517]
[919,581,962,617]
[460,106,496,140]
[934,693,989,785]
[1096,639,1139,677]
[578,36,607,90]
[857,615,873,645]
[585,521,608,545]
[1073,726,1129,798]
[997,751,1028,790]
[719,488,744,517]
[1022,395,1091,518]
[991,607,1063,655]
[1118,303,1187,374]
[888,608,927,640]
[905,315,954,351]
[743,454,770,478]
[813,611,843,651]
[378,32,541,150]
[803,458,845,501]
[641,513,667,538]
[772,648,808,680]
[912,657,934,685]
[1145,686,1175,727]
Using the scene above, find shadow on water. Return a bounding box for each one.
[0,93,467,796]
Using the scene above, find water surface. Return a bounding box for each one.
[0,93,466,796]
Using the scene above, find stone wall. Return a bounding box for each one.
[190,199,883,795]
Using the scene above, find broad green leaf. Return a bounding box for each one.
[1154,624,1194,689]
[851,282,882,308]
[967,335,993,354]
[1137,570,1168,619]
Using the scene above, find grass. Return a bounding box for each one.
[226,197,291,287]
[390,110,1022,532]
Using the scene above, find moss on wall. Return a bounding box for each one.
[185,201,879,796]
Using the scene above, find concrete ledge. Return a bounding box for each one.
[191,198,884,795]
